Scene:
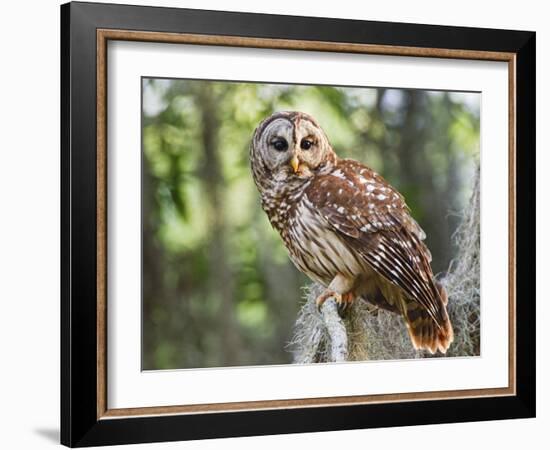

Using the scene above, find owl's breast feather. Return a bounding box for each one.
[281,195,368,286]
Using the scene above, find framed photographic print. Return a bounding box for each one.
[60,1,535,447]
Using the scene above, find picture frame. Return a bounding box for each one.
[60,1,535,447]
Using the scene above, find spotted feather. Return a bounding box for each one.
[306,159,453,351]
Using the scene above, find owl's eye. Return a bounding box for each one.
[300,139,313,150]
[272,138,288,151]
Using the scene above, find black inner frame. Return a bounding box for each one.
[61,2,536,447]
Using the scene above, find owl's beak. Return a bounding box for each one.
[290,155,300,173]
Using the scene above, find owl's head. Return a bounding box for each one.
[250,111,337,189]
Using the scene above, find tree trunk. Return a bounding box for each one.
[196,84,242,365]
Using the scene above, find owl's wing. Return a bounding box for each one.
[305,159,444,324]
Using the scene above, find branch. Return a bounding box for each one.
[319,298,348,362]
[289,286,353,363]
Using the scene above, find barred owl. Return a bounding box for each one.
[250,111,453,354]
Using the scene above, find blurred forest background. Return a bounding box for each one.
[141,78,480,370]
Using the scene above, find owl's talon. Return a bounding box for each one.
[336,301,347,317]
[336,291,355,316]
[315,290,340,311]
[315,290,355,316]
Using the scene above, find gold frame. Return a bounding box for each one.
[96,29,516,420]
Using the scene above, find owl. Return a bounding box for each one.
[250,111,454,354]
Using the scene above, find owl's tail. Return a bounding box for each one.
[403,281,454,354]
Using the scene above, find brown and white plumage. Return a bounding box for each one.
[250,111,453,354]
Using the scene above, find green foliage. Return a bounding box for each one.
[141,78,480,370]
